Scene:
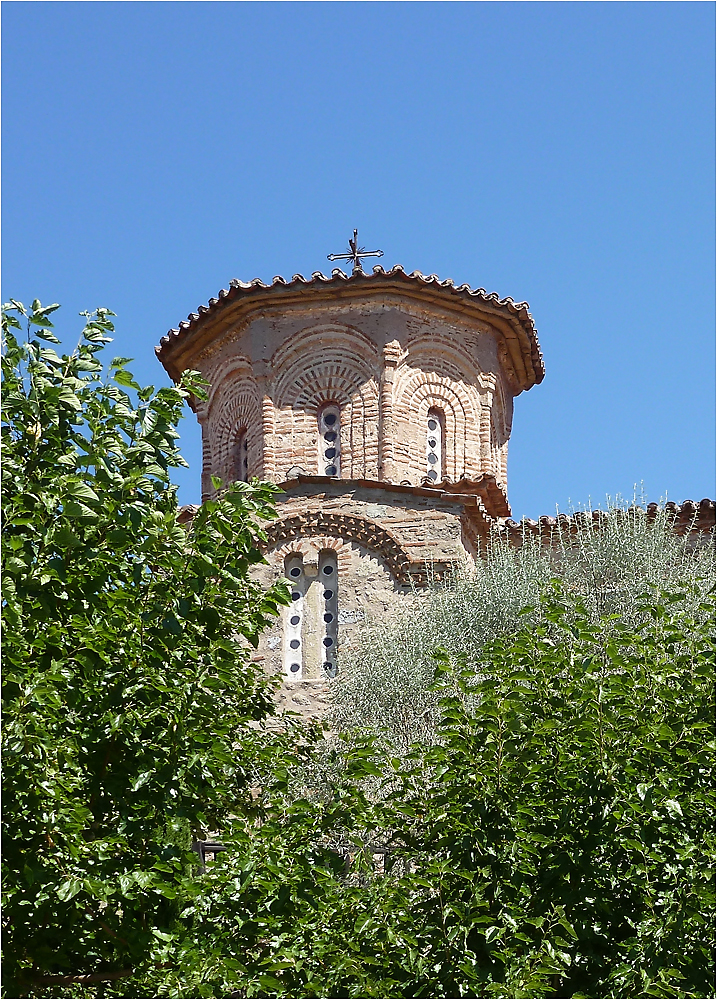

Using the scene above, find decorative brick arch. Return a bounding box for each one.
[270,325,380,479]
[197,329,248,391]
[270,322,378,377]
[263,511,416,583]
[403,335,489,391]
[393,368,482,483]
[206,362,262,488]
[268,535,353,576]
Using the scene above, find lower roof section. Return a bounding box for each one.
[272,475,493,577]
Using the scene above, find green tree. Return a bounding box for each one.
[381,585,716,998]
[143,585,714,999]
[4,300,713,1000]
[1,301,290,996]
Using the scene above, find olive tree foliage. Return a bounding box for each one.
[333,505,715,744]
[1,302,290,996]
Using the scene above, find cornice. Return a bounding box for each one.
[156,265,544,395]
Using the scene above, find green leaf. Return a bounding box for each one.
[33,328,62,343]
[664,798,683,818]
[58,388,82,411]
[63,499,98,521]
[63,478,99,503]
[113,369,141,389]
[53,526,82,548]
[57,879,82,901]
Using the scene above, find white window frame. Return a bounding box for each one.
[318,404,341,477]
[284,554,306,680]
[426,408,444,483]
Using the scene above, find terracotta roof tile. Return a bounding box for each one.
[496,499,715,543]
[177,497,715,558]
[156,264,544,392]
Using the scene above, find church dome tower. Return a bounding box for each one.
[157,248,543,688]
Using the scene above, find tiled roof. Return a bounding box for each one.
[495,499,716,542]
[433,473,511,518]
[156,265,544,392]
[277,473,493,523]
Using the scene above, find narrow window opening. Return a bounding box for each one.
[284,554,305,679]
[318,404,341,477]
[426,408,444,483]
[232,427,249,483]
[319,550,338,677]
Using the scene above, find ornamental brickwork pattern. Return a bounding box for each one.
[159,266,542,687]
[193,314,512,504]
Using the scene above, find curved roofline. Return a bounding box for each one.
[156,264,544,394]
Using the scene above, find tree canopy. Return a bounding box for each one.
[144,585,715,999]
[2,300,714,999]
[1,301,290,996]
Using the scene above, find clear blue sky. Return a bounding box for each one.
[3,1,714,517]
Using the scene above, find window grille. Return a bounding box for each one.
[319,550,338,678]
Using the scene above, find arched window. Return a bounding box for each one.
[426,408,444,483]
[283,551,338,680]
[231,427,249,483]
[318,404,341,477]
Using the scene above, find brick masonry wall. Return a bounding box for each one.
[176,291,523,718]
[251,483,482,690]
[166,284,714,725]
[192,298,514,505]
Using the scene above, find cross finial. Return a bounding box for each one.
[327,229,383,275]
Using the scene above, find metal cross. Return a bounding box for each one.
[327,229,383,275]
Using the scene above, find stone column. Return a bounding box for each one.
[379,340,401,483]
